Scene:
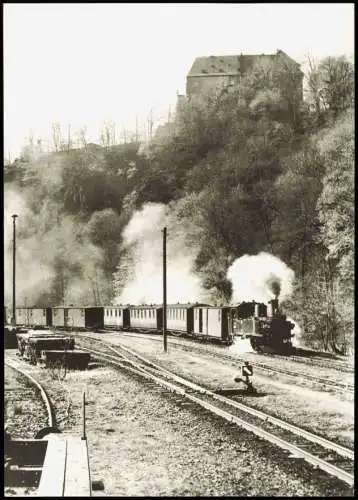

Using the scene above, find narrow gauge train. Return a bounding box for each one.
[9,299,294,353]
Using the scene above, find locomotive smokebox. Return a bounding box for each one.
[268,298,279,317]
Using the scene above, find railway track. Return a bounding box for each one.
[75,335,354,488]
[5,355,92,497]
[263,352,354,373]
[5,357,55,431]
[103,332,354,392]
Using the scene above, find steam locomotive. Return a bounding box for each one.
[231,298,295,353]
[7,298,295,354]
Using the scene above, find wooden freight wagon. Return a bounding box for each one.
[104,306,130,329]
[193,306,232,342]
[52,307,104,329]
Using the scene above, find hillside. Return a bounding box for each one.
[4,55,354,354]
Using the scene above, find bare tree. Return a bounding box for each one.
[28,130,34,157]
[110,121,116,145]
[79,126,88,151]
[147,109,153,141]
[36,138,43,156]
[135,116,139,142]
[100,122,112,149]
[67,124,72,152]
[305,54,354,120]
[52,122,62,152]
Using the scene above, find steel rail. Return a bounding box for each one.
[117,332,354,391]
[79,341,354,487]
[5,359,55,428]
[81,339,353,459]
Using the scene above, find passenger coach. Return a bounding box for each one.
[16,307,52,327]
[193,306,232,342]
[104,306,130,328]
[129,305,162,330]
[166,304,194,333]
[52,307,104,329]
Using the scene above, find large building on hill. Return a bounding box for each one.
[186,49,303,101]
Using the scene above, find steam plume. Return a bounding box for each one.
[115,202,209,304]
[227,252,294,304]
[4,178,112,307]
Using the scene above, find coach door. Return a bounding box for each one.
[64,308,69,327]
[122,309,130,329]
[221,308,229,340]
[157,308,163,331]
[199,309,203,333]
[46,308,53,327]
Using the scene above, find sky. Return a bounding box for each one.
[4,3,354,159]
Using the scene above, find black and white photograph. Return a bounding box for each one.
[4,3,354,496]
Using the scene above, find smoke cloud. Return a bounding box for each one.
[227,252,295,304]
[115,202,209,305]
[4,178,112,308]
[288,317,302,347]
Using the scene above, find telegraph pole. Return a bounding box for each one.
[162,227,167,352]
[12,214,18,325]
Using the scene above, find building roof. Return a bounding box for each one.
[187,50,302,78]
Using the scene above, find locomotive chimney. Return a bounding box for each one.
[268,298,279,317]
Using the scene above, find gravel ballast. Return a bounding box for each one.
[4,347,353,496]
[61,365,351,496]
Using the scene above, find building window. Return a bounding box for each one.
[43,309,46,316]
[115,310,117,317]
[119,309,121,317]
[81,309,85,316]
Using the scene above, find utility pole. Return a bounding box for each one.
[12,214,18,325]
[162,227,167,353]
